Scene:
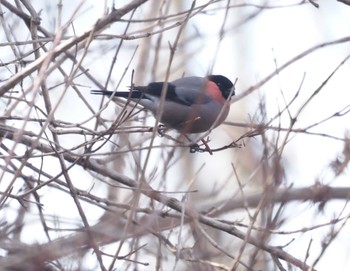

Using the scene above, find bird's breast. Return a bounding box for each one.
[154,100,230,133]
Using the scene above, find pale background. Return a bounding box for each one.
[0,0,350,270]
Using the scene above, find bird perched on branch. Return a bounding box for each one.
[91,75,235,134]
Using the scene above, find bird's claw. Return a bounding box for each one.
[157,124,167,137]
[189,137,213,154]
[190,144,205,153]
[190,144,199,153]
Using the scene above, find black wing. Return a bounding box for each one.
[142,78,211,106]
[138,82,192,106]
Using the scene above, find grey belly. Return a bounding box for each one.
[153,102,229,133]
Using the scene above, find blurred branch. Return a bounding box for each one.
[234,36,350,102]
[338,0,350,6]
[1,123,348,270]
[203,184,350,215]
[0,0,147,95]
[1,1,349,270]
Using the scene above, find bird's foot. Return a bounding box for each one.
[157,124,167,137]
[190,143,202,153]
[189,137,213,155]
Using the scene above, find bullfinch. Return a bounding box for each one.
[91,75,235,134]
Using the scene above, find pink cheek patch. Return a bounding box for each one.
[205,81,225,102]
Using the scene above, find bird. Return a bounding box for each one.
[91,75,235,134]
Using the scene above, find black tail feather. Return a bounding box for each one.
[91,90,114,96]
[91,90,143,99]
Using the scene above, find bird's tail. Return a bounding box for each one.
[91,90,143,99]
